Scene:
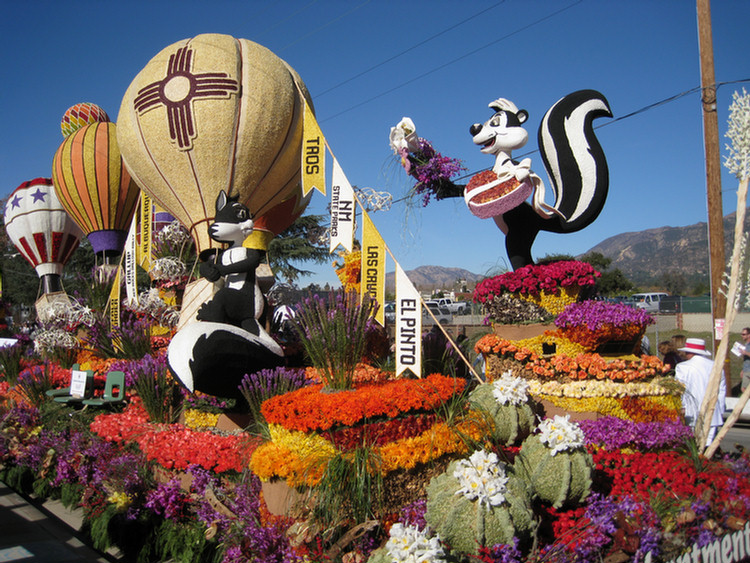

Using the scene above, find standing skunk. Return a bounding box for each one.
[167,191,283,399]
[461,90,612,269]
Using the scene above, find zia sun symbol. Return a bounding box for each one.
[133,45,240,150]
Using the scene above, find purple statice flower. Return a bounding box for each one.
[578,417,692,451]
[555,300,654,331]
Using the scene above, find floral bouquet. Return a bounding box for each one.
[390,117,465,206]
[553,300,654,352]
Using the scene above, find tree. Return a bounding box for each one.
[580,251,635,296]
[660,271,687,296]
[267,214,329,285]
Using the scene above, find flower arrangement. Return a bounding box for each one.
[452,449,510,508]
[261,374,464,432]
[553,300,654,350]
[474,260,600,301]
[389,117,466,206]
[475,334,670,382]
[578,416,693,451]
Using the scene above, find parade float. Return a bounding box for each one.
[2,34,750,563]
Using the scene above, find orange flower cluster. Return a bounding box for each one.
[476,334,669,383]
[250,418,485,487]
[261,374,465,432]
[303,364,395,385]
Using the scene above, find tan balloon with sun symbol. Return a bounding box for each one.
[116,33,313,253]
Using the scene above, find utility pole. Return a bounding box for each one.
[697,0,731,389]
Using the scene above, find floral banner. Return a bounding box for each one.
[123,210,138,307]
[108,266,121,328]
[137,192,152,270]
[361,212,385,325]
[329,159,355,253]
[302,100,326,196]
[395,262,421,377]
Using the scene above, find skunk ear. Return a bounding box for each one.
[517,110,528,124]
[216,190,228,212]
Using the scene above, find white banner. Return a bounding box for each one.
[396,263,421,377]
[329,159,355,253]
[124,213,138,307]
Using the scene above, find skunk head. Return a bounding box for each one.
[470,98,529,155]
[209,190,254,245]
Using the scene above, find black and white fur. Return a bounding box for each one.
[469,90,612,269]
[168,190,283,399]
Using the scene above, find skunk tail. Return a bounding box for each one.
[537,89,612,233]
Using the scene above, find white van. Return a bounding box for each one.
[629,292,669,313]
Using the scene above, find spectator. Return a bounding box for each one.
[671,334,687,362]
[675,338,726,446]
[658,340,683,371]
[740,327,750,392]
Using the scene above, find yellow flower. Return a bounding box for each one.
[183,409,220,429]
[107,491,132,511]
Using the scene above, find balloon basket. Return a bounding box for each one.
[35,292,71,323]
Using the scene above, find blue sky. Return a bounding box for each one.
[2,0,749,288]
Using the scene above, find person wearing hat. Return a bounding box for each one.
[674,338,726,446]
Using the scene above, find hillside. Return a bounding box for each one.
[385,265,483,292]
[583,207,750,287]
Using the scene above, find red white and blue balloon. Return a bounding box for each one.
[4,178,84,280]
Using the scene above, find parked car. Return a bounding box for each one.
[383,301,396,323]
[629,292,669,313]
[423,303,453,325]
[425,298,468,315]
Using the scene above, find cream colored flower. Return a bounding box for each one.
[389,117,420,154]
[537,415,585,456]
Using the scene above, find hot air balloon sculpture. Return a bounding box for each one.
[4,178,84,302]
[60,103,110,138]
[52,121,141,265]
[116,34,315,397]
[116,33,313,255]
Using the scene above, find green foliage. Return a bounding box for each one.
[579,251,612,272]
[468,384,536,446]
[596,268,635,296]
[293,291,376,390]
[425,459,534,555]
[313,446,384,530]
[515,434,594,509]
[267,214,329,284]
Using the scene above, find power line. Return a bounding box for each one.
[315,0,507,98]
[278,1,373,52]
[319,0,583,123]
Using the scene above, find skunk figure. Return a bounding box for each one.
[167,190,283,399]
[465,90,612,270]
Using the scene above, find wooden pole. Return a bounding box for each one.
[696,0,731,391]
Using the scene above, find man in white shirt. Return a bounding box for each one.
[675,338,726,446]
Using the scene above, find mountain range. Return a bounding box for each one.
[388,208,750,290]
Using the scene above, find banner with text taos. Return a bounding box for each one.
[302,101,326,196]
[396,263,421,377]
[329,159,355,253]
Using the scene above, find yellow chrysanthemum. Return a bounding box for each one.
[107,491,132,511]
[517,286,580,316]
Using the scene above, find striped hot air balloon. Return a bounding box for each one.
[116,33,313,254]
[51,121,141,261]
[4,178,84,294]
[60,103,110,138]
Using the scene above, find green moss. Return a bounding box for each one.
[468,384,536,446]
[515,434,593,509]
[425,459,534,556]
